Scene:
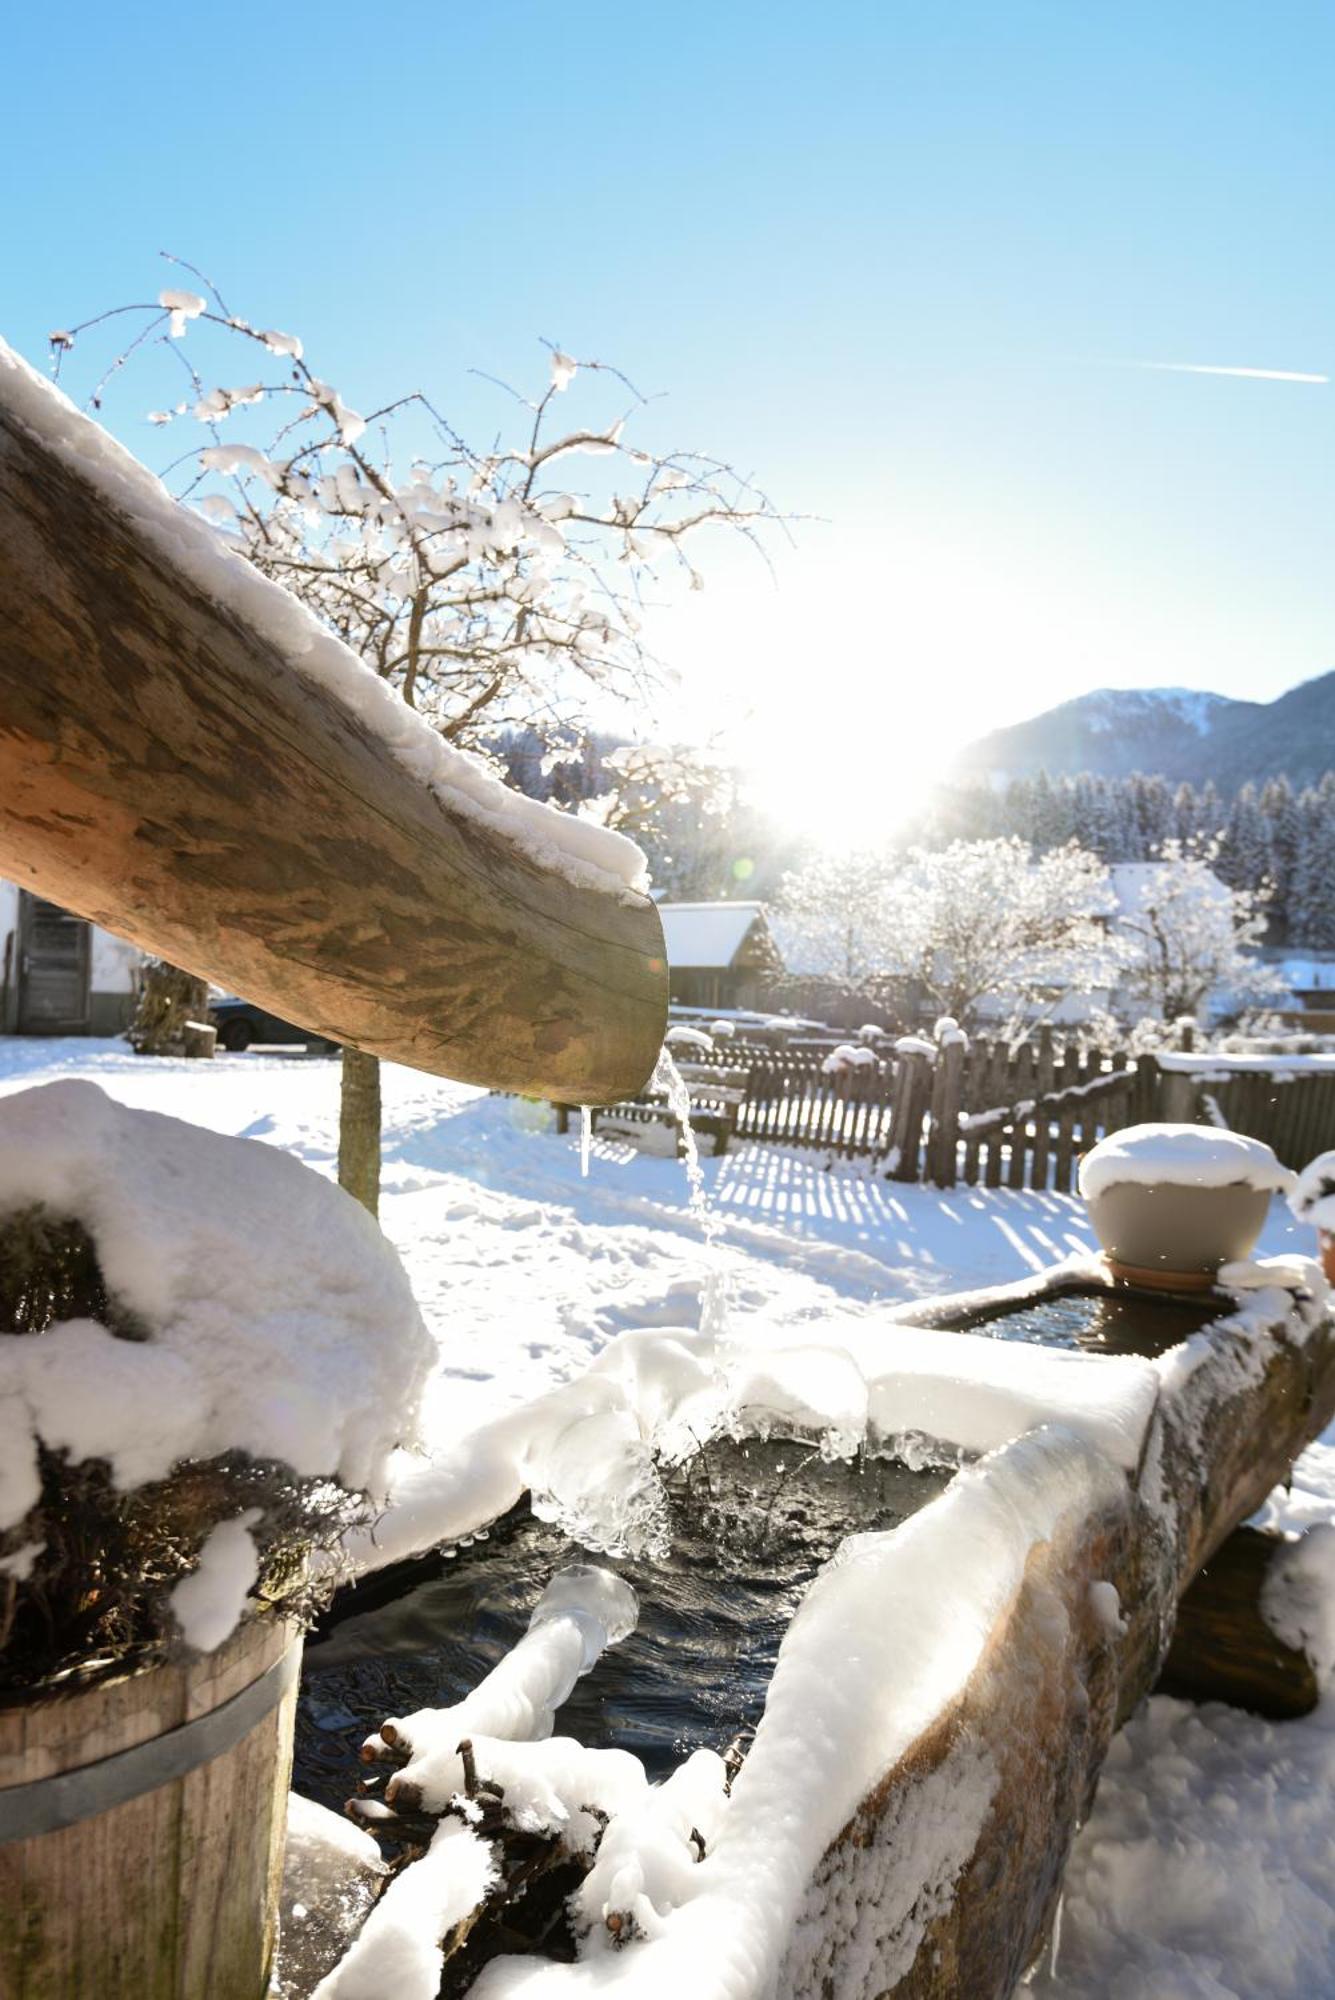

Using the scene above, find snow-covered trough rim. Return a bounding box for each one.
[0,341,667,1101]
[320,1257,1335,1998]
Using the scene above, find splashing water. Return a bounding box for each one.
[651,1046,733,1342]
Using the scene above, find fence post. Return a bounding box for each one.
[1132,1052,1158,1123]
[927,1028,966,1187]
[1157,1054,1200,1124]
[889,1044,933,1181]
[1029,1025,1056,1190]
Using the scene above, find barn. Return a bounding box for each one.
[0,879,142,1035]
[657,899,782,1010]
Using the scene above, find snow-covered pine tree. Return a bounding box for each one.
[1172,780,1202,849]
[1194,780,1226,849]
[1291,780,1335,950]
[1260,775,1302,937]
[1132,774,1176,858]
[1217,783,1273,899]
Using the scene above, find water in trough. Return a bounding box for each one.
[934,1284,1222,1357]
[295,1437,952,1815]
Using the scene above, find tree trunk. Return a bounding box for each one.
[127,960,211,1057]
[338,1048,382,1218]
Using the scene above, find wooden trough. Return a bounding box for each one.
[789,1270,1335,1997]
[282,1267,1335,1998]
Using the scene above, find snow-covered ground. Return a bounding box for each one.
[4,1037,1333,1997]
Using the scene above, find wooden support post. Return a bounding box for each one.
[1029,1025,1055,1190]
[1134,1050,1160,1124]
[1158,1062,1202,1125]
[926,1033,965,1187]
[0,399,667,1103]
[1156,1524,1321,1719]
[889,1048,933,1182]
[338,1048,383,1218]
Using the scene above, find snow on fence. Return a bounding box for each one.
[573,1026,1335,1189]
[1155,1050,1335,1172]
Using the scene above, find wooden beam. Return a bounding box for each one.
[0,402,667,1102]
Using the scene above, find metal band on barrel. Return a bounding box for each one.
[0,1642,300,1842]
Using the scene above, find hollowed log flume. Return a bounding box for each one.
[292,1268,1335,1998]
[0,363,667,1103]
[794,1272,1335,1999]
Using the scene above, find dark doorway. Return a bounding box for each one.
[17,895,91,1033]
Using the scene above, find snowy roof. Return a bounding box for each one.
[1104,861,1231,919]
[1277,958,1335,992]
[658,901,771,970]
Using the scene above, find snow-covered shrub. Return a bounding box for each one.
[1291,1151,1335,1234]
[0,1081,434,1689]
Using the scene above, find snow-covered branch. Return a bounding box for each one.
[49,265,786,754]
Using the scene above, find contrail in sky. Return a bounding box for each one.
[1136,361,1329,384]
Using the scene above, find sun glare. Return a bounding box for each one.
[740,732,948,851]
[653,535,1031,853]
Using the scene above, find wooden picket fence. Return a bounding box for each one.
[1158,1055,1335,1173]
[666,1028,1335,1188]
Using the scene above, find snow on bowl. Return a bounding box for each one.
[1079,1123,1294,1285]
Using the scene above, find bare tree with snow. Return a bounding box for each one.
[877,838,1117,1031]
[776,838,1116,1031]
[771,849,901,989]
[58,259,783,1209]
[1115,839,1287,1023]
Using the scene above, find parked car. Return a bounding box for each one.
[209,996,339,1054]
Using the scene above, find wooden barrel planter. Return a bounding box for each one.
[0,1613,300,2000]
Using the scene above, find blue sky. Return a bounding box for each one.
[4,0,1331,834]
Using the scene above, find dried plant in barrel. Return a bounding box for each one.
[0,1082,437,2000]
[0,1081,435,1691]
[0,1199,362,1691]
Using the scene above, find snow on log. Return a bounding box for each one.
[0,343,667,1102]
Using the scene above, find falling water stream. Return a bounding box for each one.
[649,1045,733,1340]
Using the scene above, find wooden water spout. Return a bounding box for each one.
[0,379,667,1102]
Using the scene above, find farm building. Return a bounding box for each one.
[657,899,783,1010]
[0,877,143,1034]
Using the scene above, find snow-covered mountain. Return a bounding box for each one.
[954,672,1335,789]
